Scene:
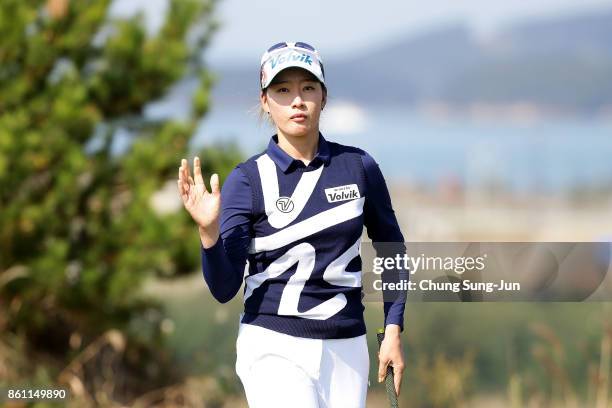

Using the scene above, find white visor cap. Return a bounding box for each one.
[260,42,325,90]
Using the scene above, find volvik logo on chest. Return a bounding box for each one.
[275,196,294,213]
[325,184,361,203]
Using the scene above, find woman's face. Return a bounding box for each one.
[261,67,326,139]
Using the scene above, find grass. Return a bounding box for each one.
[142,273,612,407]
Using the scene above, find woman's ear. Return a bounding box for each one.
[260,90,269,114]
[321,85,327,110]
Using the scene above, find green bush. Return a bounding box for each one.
[0,0,241,404]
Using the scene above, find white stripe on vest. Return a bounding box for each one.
[244,237,362,320]
[256,154,324,229]
[248,197,364,254]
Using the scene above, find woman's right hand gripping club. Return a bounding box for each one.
[177,157,221,249]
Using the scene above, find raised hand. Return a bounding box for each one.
[177,156,221,248]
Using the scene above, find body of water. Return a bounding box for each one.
[192,103,612,193]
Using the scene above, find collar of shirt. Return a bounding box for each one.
[266,133,331,173]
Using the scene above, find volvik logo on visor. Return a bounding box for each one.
[275,197,294,213]
[269,52,314,69]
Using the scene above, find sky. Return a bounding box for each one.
[111,0,612,65]
[205,0,612,64]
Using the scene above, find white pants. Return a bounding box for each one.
[235,323,370,408]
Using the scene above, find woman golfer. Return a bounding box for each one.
[178,42,406,407]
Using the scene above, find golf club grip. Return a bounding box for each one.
[377,331,399,408]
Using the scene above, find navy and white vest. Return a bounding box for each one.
[238,137,371,339]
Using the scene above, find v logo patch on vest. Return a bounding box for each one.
[275,196,294,213]
[325,184,360,203]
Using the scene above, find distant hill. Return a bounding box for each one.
[211,8,612,114]
[500,9,612,55]
[327,25,484,103]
